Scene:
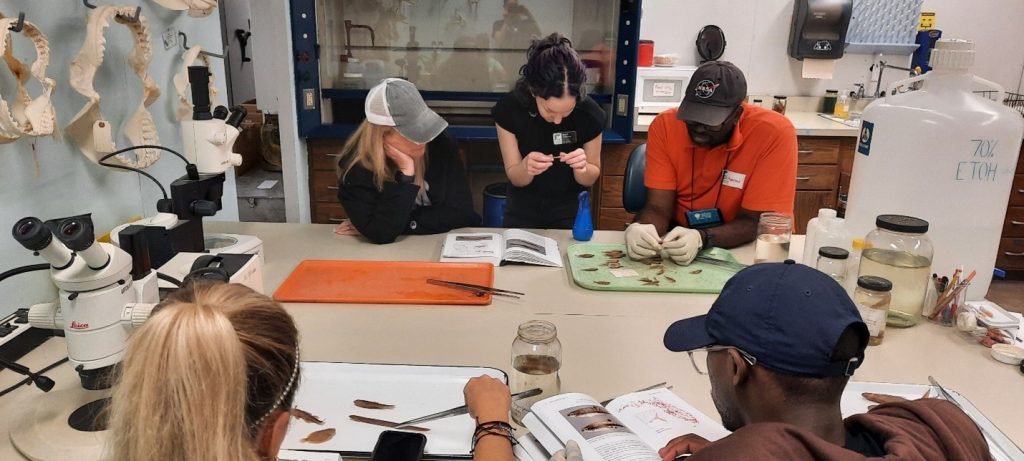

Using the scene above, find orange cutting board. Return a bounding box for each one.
[273,260,495,305]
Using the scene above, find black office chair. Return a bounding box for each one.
[622,143,647,213]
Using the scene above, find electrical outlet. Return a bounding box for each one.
[162,27,178,50]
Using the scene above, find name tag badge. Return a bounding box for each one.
[722,170,746,189]
[552,131,577,146]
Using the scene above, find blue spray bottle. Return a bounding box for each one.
[573,191,594,241]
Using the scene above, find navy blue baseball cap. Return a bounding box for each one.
[664,260,868,377]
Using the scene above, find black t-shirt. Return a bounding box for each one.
[492,92,605,198]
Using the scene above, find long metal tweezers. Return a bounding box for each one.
[694,256,748,272]
[426,278,524,299]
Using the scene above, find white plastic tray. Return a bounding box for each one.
[279,362,506,459]
[844,381,1023,461]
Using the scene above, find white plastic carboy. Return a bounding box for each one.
[844,39,1024,300]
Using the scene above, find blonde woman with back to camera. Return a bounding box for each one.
[108,282,566,460]
[107,282,300,461]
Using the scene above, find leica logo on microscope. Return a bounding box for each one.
[70,321,90,330]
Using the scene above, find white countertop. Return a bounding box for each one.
[1,222,1019,460]
[634,111,861,137]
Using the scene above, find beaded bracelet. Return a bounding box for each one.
[471,421,517,453]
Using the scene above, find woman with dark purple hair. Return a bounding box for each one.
[492,33,606,229]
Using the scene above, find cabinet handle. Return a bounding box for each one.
[327,186,339,190]
[798,149,814,155]
[1018,189,1024,194]
[328,217,344,223]
[1005,251,1024,257]
[1012,220,1024,226]
[326,153,342,158]
[796,176,811,181]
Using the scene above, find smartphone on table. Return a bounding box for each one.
[369,430,427,461]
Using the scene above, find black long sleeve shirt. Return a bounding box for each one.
[336,132,481,244]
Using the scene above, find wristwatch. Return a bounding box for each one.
[699,229,714,249]
[395,170,415,184]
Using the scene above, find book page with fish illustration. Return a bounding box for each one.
[526,393,661,461]
[440,229,562,267]
[605,387,730,451]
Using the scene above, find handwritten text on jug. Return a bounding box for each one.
[956,140,999,182]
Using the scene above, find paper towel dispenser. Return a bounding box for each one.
[789,0,853,60]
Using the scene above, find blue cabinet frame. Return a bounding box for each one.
[290,0,641,143]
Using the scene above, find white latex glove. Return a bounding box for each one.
[550,440,583,461]
[662,226,703,265]
[625,223,662,260]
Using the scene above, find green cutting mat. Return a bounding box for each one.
[567,244,741,293]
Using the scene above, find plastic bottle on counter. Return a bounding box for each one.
[844,39,1024,301]
[802,208,836,265]
[845,238,866,294]
[833,90,850,119]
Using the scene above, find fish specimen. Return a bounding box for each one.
[300,428,336,443]
[578,253,595,258]
[354,399,395,410]
[290,408,325,425]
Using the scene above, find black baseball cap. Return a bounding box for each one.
[664,260,868,378]
[677,61,748,126]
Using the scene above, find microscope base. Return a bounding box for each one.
[9,388,110,460]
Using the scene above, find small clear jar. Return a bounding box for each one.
[855,276,893,346]
[857,215,933,328]
[816,246,849,284]
[510,320,562,424]
[772,95,788,114]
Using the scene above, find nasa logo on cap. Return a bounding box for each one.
[694,80,720,99]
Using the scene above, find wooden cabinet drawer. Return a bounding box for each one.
[796,165,839,190]
[598,208,635,231]
[796,137,840,164]
[601,176,624,208]
[1003,207,1024,237]
[602,142,641,176]
[311,150,343,171]
[996,238,1024,270]
[793,191,835,235]
[1010,175,1024,207]
[313,202,348,224]
[312,170,340,203]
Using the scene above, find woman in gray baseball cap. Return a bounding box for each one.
[335,78,480,244]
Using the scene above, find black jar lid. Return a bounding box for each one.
[818,246,849,260]
[857,275,893,292]
[876,214,929,234]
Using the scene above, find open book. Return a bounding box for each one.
[521,388,729,461]
[440,229,563,267]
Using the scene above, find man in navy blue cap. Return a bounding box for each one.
[659,261,991,460]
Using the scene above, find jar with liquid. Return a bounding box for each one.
[855,276,893,345]
[772,95,788,115]
[857,215,933,328]
[754,212,792,263]
[816,246,849,284]
[510,320,562,424]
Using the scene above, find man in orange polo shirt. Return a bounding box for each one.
[625,61,797,265]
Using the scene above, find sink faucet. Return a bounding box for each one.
[869,55,920,98]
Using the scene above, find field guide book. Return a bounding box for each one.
[440,229,562,267]
[520,388,729,461]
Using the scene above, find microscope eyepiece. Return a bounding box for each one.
[12,217,52,251]
[56,218,96,252]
